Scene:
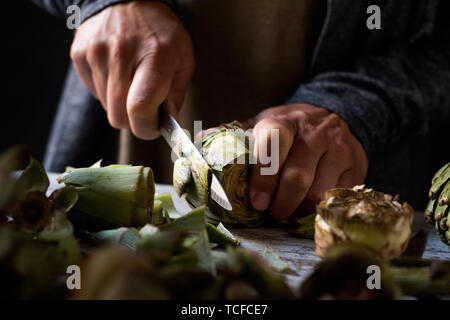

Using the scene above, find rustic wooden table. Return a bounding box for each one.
[48,175,450,290]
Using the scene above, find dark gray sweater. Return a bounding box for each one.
[32,0,450,208]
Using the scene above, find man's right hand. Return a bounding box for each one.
[70,1,195,139]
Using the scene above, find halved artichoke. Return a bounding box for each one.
[425,162,450,245]
[173,122,262,226]
[315,185,413,259]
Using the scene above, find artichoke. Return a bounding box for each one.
[315,185,413,259]
[58,163,155,230]
[173,121,262,226]
[425,162,450,245]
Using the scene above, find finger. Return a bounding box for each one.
[269,136,328,220]
[297,150,350,215]
[337,169,358,188]
[249,118,295,211]
[127,53,176,140]
[166,51,195,118]
[86,41,109,109]
[106,48,133,129]
[71,48,98,99]
[305,133,353,201]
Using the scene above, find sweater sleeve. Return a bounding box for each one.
[31,0,176,22]
[287,5,450,159]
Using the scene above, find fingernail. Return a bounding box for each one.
[252,192,271,211]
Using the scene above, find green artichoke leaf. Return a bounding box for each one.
[432,162,450,185]
[39,210,74,241]
[206,222,239,247]
[438,179,450,205]
[49,186,79,213]
[263,248,290,273]
[173,157,192,197]
[289,213,316,239]
[425,197,437,224]
[155,193,182,220]
[91,227,141,251]
[159,206,206,235]
[429,163,450,199]
[16,158,49,196]
[150,199,165,225]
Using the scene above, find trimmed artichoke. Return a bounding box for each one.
[58,163,155,230]
[173,122,262,226]
[315,185,413,259]
[425,162,450,245]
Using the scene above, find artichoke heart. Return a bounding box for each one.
[315,185,413,259]
[173,122,262,226]
[425,162,450,245]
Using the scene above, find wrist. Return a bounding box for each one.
[78,0,177,24]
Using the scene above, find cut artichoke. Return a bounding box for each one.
[315,185,413,259]
[424,162,450,245]
[173,122,262,226]
[58,163,155,230]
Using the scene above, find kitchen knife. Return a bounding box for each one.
[158,106,233,211]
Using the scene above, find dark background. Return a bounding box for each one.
[1,1,72,161]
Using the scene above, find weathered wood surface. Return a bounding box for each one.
[48,175,450,289]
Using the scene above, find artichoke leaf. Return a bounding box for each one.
[16,158,49,196]
[429,163,450,199]
[206,222,239,247]
[49,186,79,212]
[263,248,290,273]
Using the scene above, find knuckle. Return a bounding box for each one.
[254,118,291,138]
[297,116,315,134]
[110,36,132,61]
[86,39,107,63]
[283,167,311,191]
[127,98,149,117]
[70,43,84,62]
[331,139,350,158]
[149,35,171,55]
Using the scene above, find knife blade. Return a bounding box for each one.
[158,106,233,211]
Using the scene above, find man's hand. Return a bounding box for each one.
[70,1,195,139]
[246,104,368,219]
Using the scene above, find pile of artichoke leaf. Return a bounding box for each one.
[0,147,293,299]
[1,142,449,300]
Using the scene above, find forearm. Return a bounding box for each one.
[31,0,176,22]
[288,13,450,158]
